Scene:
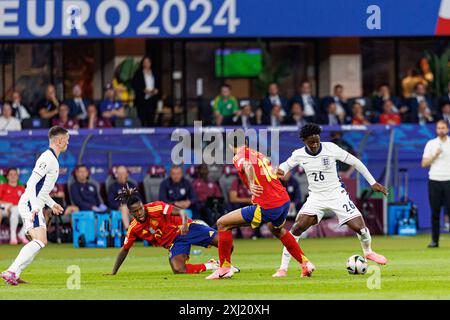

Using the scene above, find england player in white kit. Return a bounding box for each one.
[2,126,69,285]
[272,124,388,277]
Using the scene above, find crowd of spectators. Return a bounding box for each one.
[2,66,450,131]
[210,81,450,128]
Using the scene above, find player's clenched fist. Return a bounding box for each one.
[52,203,64,215]
[371,182,389,196]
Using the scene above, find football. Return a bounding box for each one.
[346,255,368,275]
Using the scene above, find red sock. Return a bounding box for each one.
[218,230,233,268]
[280,232,305,264]
[185,264,207,274]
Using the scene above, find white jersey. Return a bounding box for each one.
[279,142,352,200]
[19,149,59,211]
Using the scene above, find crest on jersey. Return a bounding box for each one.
[322,157,330,167]
[39,162,47,170]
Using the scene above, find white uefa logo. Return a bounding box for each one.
[66,5,82,31]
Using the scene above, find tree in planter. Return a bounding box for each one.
[255,40,292,97]
[113,57,140,107]
[424,49,450,97]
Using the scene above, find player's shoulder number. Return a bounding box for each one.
[257,156,277,182]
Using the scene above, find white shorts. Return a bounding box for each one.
[18,201,46,232]
[298,188,362,226]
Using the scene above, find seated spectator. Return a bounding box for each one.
[283,102,308,127]
[330,131,356,178]
[269,104,285,126]
[66,84,90,120]
[108,166,136,229]
[213,84,239,126]
[351,102,371,125]
[159,165,197,218]
[230,102,257,127]
[82,104,112,129]
[70,165,107,212]
[99,84,126,123]
[228,177,260,239]
[437,102,450,125]
[191,164,223,226]
[52,103,80,129]
[0,103,22,131]
[11,91,30,121]
[260,83,288,124]
[37,84,60,120]
[280,171,301,215]
[407,101,434,125]
[289,81,320,122]
[322,84,349,123]
[379,100,401,125]
[372,84,402,114]
[407,83,434,115]
[319,101,341,125]
[0,168,27,245]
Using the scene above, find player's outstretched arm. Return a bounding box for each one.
[105,248,130,276]
[343,153,388,196]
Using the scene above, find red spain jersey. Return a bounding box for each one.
[0,183,25,205]
[123,201,191,250]
[233,146,290,209]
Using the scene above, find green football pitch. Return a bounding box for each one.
[1,234,450,300]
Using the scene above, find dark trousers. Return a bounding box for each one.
[428,180,450,243]
[137,97,157,127]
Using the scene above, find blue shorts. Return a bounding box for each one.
[241,201,290,229]
[169,222,217,260]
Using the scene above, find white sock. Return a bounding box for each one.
[357,227,372,256]
[8,239,45,277]
[279,233,301,271]
[204,262,215,270]
[9,207,19,242]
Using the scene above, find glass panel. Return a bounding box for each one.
[14,43,52,112]
[63,40,98,100]
[361,39,395,96]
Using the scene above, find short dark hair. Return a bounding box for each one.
[300,123,322,140]
[48,126,68,139]
[437,120,449,128]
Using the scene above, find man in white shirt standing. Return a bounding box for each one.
[421,120,450,248]
[1,126,68,285]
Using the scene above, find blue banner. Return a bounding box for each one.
[0,0,446,39]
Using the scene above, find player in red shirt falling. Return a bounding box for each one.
[105,186,239,276]
[206,144,315,280]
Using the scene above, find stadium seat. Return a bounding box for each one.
[292,166,309,204]
[143,165,166,203]
[184,165,197,182]
[114,117,142,128]
[218,165,238,204]
[21,117,50,129]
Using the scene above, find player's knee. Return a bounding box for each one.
[216,217,228,231]
[290,224,304,237]
[172,266,186,274]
